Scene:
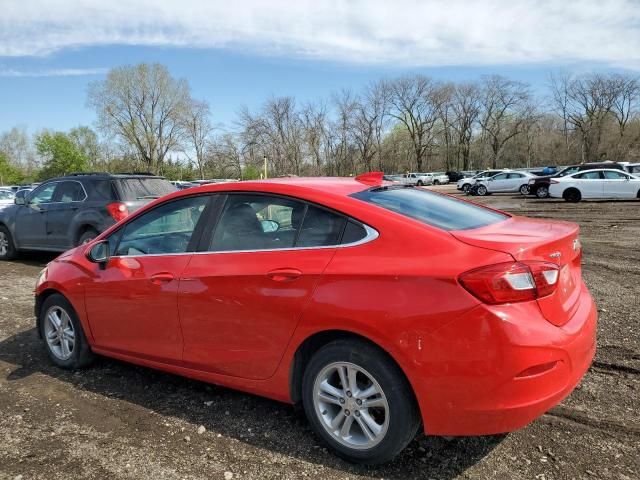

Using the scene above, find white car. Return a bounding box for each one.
[549,168,640,202]
[474,171,536,196]
[0,189,16,207]
[457,169,509,193]
[425,172,450,185]
[400,173,434,186]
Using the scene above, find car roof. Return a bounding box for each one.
[50,173,167,182]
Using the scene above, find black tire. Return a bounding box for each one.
[462,183,471,193]
[433,180,440,185]
[417,180,424,186]
[302,339,420,464]
[535,186,549,198]
[39,293,95,369]
[77,228,99,246]
[476,185,488,196]
[0,225,18,261]
[563,188,581,203]
[519,184,529,195]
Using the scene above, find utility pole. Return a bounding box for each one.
[263,155,268,179]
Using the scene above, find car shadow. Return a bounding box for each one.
[0,329,505,479]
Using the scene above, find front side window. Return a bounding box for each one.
[29,183,57,205]
[492,173,509,181]
[114,195,209,256]
[352,186,508,231]
[603,171,628,179]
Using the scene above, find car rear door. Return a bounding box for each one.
[487,173,509,192]
[46,180,87,249]
[178,193,344,380]
[84,194,211,362]
[506,173,526,191]
[575,171,604,198]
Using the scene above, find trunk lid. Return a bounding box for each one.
[452,216,582,326]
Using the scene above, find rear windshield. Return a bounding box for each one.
[115,178,176,200]
[352,187,508,231]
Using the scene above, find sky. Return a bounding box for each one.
[1,0,639,134]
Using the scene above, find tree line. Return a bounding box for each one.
[1,63,639,184]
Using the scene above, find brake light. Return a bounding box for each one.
[106,202,129,222]
[459,261,560,305]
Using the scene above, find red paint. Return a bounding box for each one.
[36,177,597,436]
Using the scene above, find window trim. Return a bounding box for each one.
[105,191,379,259]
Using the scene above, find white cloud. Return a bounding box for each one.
[0,0,638,68]
[0,68,107,77]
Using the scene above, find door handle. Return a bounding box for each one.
[267,268,302,282]
[150,272,175,285]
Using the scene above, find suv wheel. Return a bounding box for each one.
[0,225,17,261]
[39,294,95,369]
[78,228,99,246]
[302,339,420,464]
[476,185,488,196]
[417,180,424,186]
[536,186,549,198]
[433,180,440,185]
[462,183,471,193]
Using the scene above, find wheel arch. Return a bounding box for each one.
[74,223,99,245]
[34,288,65,338]
[563,187,581,201]
[288,329,420,418]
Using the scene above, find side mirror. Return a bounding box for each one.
[14,191,27,205]
[87,240,110,269]
[261,219,279,233]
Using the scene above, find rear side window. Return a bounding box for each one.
[351,187,508,231]
[603,171,628,179]
[576,172,602,180]
[115,178,176,200]
[297,205,346,248]
[341,221,368,244]
[91,180,117,201]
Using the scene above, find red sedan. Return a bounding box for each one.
[34,173,596,464]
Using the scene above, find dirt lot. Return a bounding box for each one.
[1,186,639,480]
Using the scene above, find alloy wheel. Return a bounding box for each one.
[536,186,549,198]
[313,362,390,450]
[43,306,75,361]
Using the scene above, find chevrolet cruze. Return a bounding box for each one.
[34,172,597,464]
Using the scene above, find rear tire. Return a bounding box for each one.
[563,189,581,203]
[39,294,95,369]
[77,228,99,246]
[417,180,424,186]
[0,225,17,261]
[536,186,549,198]
[302,339,420,465]
[433,180,440,185]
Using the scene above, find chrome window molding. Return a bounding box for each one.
[108,224,379,259]
[26,180,88,205]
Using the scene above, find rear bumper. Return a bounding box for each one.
[413,283,597,436]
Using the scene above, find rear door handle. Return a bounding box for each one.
[150,272,175,285]
[267,268,302,282]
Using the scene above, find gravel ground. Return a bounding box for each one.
[0,186,639,480]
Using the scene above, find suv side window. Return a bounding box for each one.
[53,181,86,203]
[29,183,57,205]
[114,195,209,256]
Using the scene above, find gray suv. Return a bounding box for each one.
[0,173,176,260]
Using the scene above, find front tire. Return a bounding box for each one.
[462,183,471,193]
[433,180,440,185]
[39,294,95,369]
[302,339,420,464]
[417,180,424,186]
[0,225,17,261]
[519,184,530,195]
[476,185,488,196]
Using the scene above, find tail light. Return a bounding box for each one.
[459,261,560,305]
[106,202,129,222]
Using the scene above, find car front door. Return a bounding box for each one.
[178,193,345,380]
[46,180,88,249]
[14,182,57,248]
[486,173,509,192]
[602,170,637,198]
[84,194,211,362]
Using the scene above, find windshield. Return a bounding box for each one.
[116,178,176,201]
[352,187,508,231]
[0,190,15,200]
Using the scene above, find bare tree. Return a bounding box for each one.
[388,75,442,172]
[184,99,214,179]
[479,76,533,168]
[450,82,482,170]
[301,101,328,175]
[88,63,191,174]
